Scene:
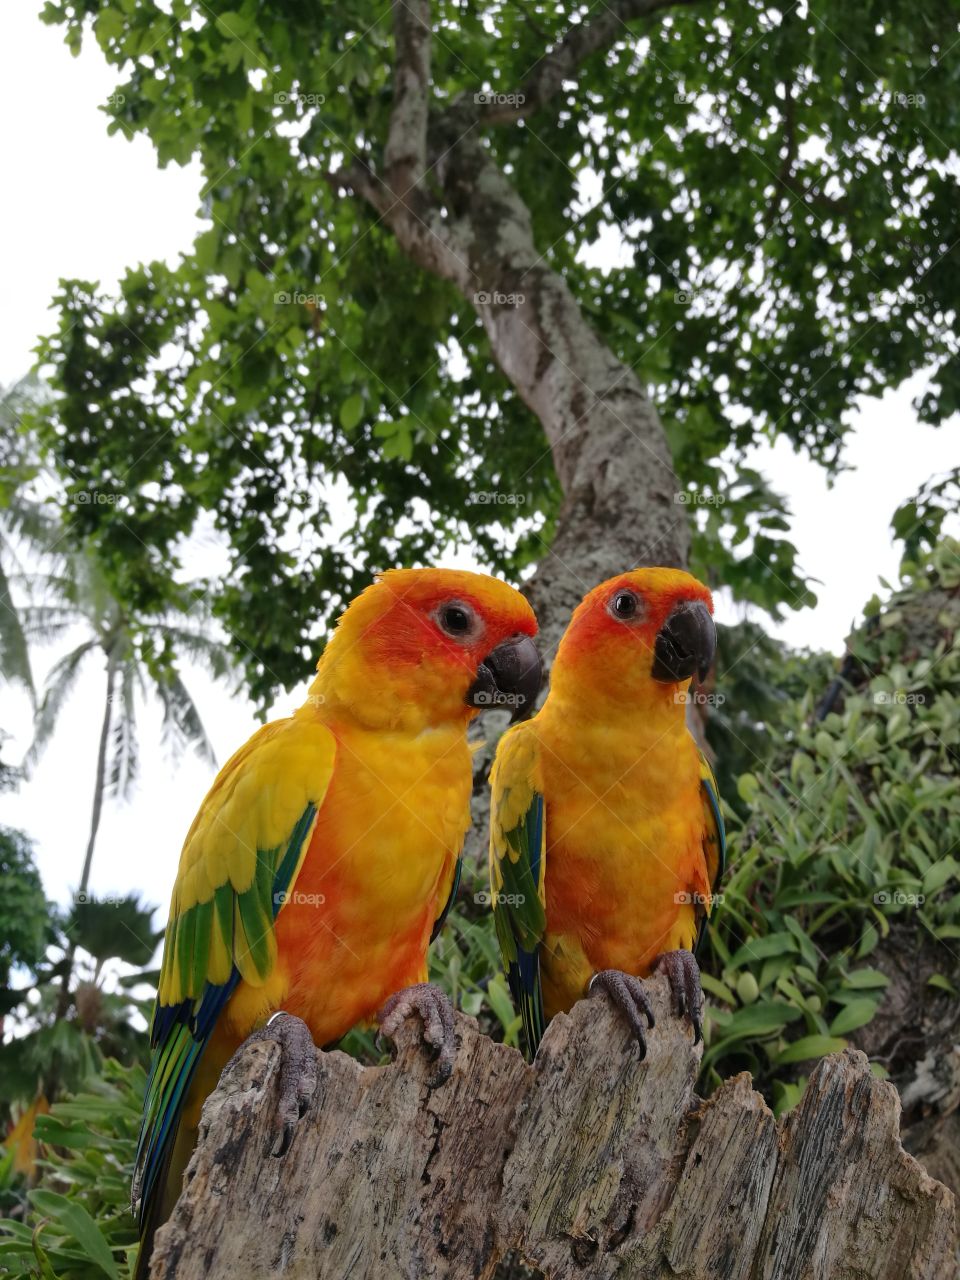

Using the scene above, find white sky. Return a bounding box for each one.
[1,0,958,916]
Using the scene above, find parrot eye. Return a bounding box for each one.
[436,600,478,639]
[610,589,642,621]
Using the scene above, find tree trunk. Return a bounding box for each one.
[336,0,691,662]
[54,650,116,1022]
[148,976,956,1280]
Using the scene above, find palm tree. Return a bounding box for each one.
[19,550,233,1016]
[0,375,62,701]
[0,378,234,1016]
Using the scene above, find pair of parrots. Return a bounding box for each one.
[133,566,724,1272]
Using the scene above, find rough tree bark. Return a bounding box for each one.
[331,0,693,661]
[149,976,955,1280]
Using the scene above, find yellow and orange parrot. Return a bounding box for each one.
[133,568,540,1268]
[489,567,725,1057]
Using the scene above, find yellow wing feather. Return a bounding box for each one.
[158,718,336,1005]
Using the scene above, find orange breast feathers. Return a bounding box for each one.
[535,707,710,1014]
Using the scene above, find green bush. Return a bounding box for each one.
[0,1061,143,1279]
[700,539,960,1110]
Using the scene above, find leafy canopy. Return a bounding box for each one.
[35,0,960,704]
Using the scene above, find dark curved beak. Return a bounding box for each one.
[651,601,716,684]
[466,633,542,719]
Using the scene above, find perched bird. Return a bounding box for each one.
[133,568,540,1271]
[489,567,725,1058]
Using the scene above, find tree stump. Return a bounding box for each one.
[149,976,956,1279]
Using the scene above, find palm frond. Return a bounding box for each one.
[106,661,139,800]
[24,641,97,771]
[17,604,83,645]
[0,552,34,697]
[153,625,235,683]
[155,669,217,767]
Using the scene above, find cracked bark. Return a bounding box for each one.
[148,975,956,1280]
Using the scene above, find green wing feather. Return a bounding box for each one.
[133,718,336,1228]
[489,723,547,1059]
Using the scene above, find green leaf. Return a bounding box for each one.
[214,11,251,38]
[700,973,735,1005]
[722,1001,803,1038]
[922,857,958,895]
[844,969,890,990]
[485,973,517,1031]
[727,932,797,971]
[339,394,364,433]
[27,1191,120,1280]
[93,6,125,43]
[829,999,879,1036]
[927,974,959,996]
[775,1035,847,1066]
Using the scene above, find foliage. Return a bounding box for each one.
[0,1060,144,1280]
[0,377,61,701]
[0,893,156,1115]
[28,0,960,705]
[0,828,53,1008]
[706,620,835,815]
[700,538,960,1110]
[892,467,960,568]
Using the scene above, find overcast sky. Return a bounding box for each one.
[2,0,958,917]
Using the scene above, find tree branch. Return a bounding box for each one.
[474,0,703,125]
[383,0,432,204]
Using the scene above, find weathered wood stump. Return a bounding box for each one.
[150,976,956,1279]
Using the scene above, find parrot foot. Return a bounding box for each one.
[231,1011,318,1158]
[653,948,704,1044]
[376,982,456,1088]
[588,969,656,1058]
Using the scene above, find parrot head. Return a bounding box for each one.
[552,567,716,707]
[307,568,541,730]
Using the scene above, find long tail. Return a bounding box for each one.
[133,1116,200,1280]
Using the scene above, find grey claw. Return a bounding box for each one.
[654,949,704,1044]
[377,983,457,1087]
[590,969,656,1058]
[229,1011,318,1156]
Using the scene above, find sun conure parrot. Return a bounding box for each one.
[488,567,725,1059]
[133,568,540,1273]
